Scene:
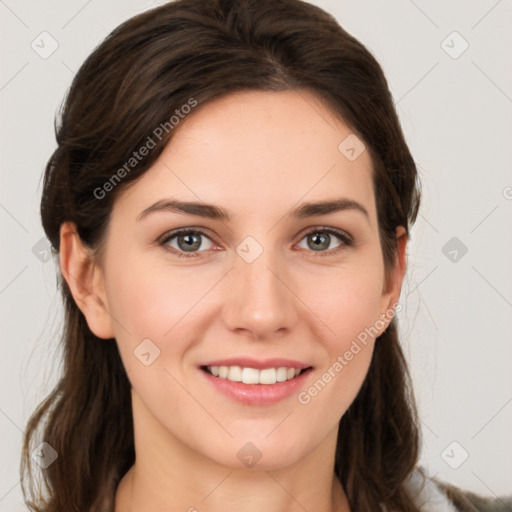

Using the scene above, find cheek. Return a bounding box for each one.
[295,252,384,406]
[103,255,204,363]
[297,277,380,421]
[104,253,236,395]
[104,260,210,420]
[300,254,385,348]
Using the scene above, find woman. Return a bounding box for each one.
[21,0,511,510]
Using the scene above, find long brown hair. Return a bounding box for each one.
[22,0,423,510]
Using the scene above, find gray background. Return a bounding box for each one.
[1,0,511,509]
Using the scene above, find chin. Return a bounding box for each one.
[201,430,311,471]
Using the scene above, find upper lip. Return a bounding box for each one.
[200,357,312,370]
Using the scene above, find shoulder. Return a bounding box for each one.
[403,467,512,512]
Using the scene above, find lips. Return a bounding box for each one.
[198,357,313,405]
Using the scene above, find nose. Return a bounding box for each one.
[222,248,298,340]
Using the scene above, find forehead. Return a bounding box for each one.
[113,89,376,224]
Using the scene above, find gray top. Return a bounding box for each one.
[397,467,512,512]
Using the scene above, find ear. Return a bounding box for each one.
[59,222,115,340]
[378,225,407,329]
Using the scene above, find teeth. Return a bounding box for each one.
[259,368,276,385]
[276,367,288,382]
[206,365,304,385]
[228,366,242,382]
[241,367,260,384]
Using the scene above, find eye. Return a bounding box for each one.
[296,227,353,256]
[159,226,353,259]
[160,228,215,258]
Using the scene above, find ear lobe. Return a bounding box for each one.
[59,222,115,340]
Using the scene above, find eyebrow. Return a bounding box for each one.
[136,197,369,222]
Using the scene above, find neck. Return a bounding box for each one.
[114,391,350,512]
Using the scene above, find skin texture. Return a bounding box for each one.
[59,90,407,512]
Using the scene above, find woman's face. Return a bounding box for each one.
[82,90,405,470]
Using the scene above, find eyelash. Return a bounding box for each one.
[159,227,353,259]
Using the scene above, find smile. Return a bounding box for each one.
[199,359,314,405]
[202,365,309,385]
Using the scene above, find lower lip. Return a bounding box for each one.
[199,367,312,405]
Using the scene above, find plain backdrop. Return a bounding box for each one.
[1,0,511,509]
